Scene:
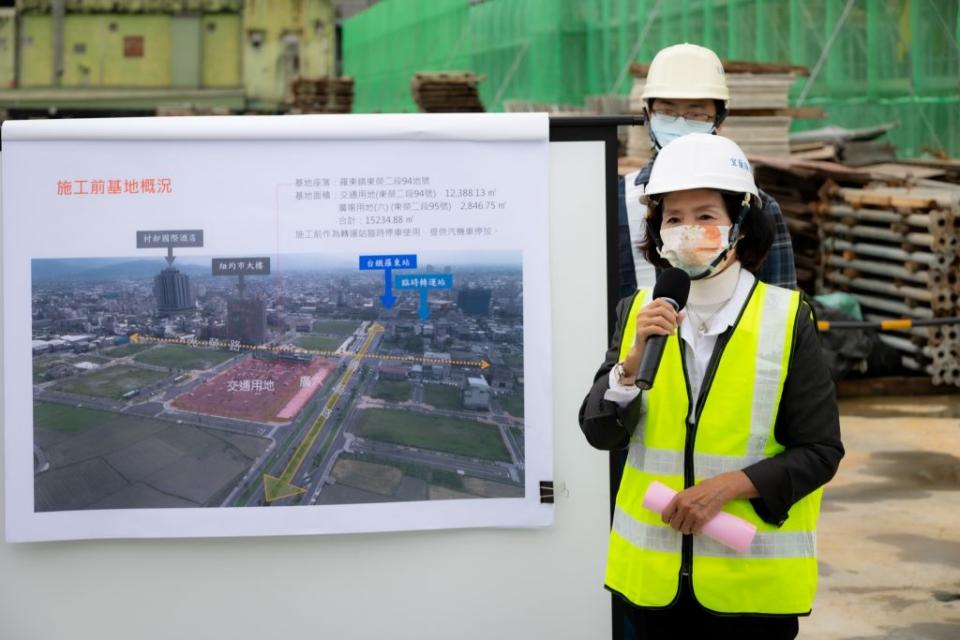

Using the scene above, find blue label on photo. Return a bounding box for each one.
[358,254,417,270]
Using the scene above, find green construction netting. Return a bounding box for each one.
[343,0,960,157]
[342,0,470,113]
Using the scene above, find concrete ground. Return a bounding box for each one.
[801,395,960,639]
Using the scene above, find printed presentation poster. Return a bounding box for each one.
[2,113,552,542]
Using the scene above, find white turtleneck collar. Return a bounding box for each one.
[688,261,742,307]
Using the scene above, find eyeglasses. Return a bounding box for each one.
[652,109,715,124]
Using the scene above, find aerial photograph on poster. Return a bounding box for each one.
[31,249,525,512]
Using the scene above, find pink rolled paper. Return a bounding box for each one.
[642,480,757,553]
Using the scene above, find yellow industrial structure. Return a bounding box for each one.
[0,0,336,114]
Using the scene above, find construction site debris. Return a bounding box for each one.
[757,160,960,387]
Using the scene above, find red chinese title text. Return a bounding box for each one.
[56,178,173,196]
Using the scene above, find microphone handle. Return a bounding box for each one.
[635,334,666,391]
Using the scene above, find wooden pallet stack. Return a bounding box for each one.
[820,184,960,386]
[624,72,653,161]
[156,105,232,117]
[750,156,882,295]
[289,77,354,114]
[411,72,485,113]
[503,100,591,115]
[753,162,830,294]
[327,78,355,114]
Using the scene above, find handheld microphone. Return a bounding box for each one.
[635,268,691,390]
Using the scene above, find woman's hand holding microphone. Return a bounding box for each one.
[620,300,683,382]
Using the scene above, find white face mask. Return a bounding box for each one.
[650,113,715,148]
[657,224,733,279]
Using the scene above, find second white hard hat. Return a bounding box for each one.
[642,133,759,202]
[641,43,730,105]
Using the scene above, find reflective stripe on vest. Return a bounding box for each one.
[605,281,822,615]
[612,507,816,558]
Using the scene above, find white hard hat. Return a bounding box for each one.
[642,133,758,202]
[641,43,729,105]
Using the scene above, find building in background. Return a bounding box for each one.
[2,0,956,158]
[242,0,335,109]
[0,8,16,89]
[1,0,337,115]
[462,375,490,410]
[457,287,492,316]
[227,296,267,346]
[154,266,194,316]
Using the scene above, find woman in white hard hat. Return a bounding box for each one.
[581,134,843,639]
[617,43,798,295]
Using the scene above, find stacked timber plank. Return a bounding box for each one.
[750,156,883,294]
[156,105,231,116]
[750,156,960,387]
[820,185,960,386]
[724,73,796,109]
[623,73,653,162]
[327,78,355,113]
[625,60,812,160]
[411,72,485,113]
[289,77,354,114]
[789,123,899,166]
[721,115,794,156]
[503,100,591,115]
[900,157,960,185]
[721,66,801,157]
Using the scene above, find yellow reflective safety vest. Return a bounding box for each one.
[605,280,822,615]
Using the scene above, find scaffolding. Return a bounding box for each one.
[341,0,470,113]
[343,0,960,157]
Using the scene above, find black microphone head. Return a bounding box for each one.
[652,267,691,310]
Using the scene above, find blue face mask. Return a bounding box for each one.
[650,113,715,148]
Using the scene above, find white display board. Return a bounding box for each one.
[3,114,552,541]
[0,133,613,639]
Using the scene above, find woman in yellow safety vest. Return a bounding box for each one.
[579,133,843,640]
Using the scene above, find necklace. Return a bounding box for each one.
[685,263,741,337]
[685,303,721,337]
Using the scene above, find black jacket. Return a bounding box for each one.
[578,289,844,526]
